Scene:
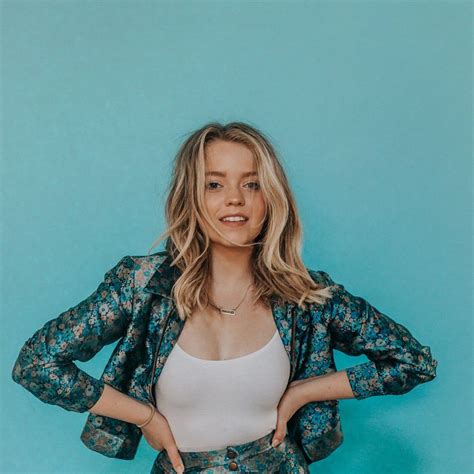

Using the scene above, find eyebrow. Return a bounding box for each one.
[205,171,258,178]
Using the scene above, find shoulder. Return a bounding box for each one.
[107,251,168,271]
[123,250,172,290]
[128,250,169,268]
[305,267,337,287]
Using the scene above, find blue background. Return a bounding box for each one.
[2,1,471,473]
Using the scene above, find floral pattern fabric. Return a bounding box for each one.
[150,429,309,473]
[11,251,438,464]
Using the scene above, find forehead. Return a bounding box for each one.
[205,140,255,171]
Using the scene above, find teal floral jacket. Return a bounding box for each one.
[11,251,438,464]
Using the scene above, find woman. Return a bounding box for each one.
[12,122,438,473]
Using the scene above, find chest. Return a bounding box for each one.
[106,294,335,405]
[176,301,278,361]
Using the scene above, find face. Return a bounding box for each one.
[202,139,267,248]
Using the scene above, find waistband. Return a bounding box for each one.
[176,429,278,469]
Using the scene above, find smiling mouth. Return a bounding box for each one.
[219,217,248,227]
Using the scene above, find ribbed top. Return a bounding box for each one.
[154,329,291,452]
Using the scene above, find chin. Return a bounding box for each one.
[211,236,254,248]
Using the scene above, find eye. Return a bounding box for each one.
[245,181,260,190]
[206,181,222,190]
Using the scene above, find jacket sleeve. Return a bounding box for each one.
[11,255,135,413]
[318,271,438,400]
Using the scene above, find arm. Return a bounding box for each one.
[290,370,355,404]
[11,255,135,412]
[89,382,153,425]
[313,270,438,401]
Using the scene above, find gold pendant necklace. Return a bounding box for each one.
[207,282,253,317]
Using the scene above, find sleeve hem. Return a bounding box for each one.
[71,371,106,413]
[345,361,385,400]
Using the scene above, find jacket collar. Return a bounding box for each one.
[142,251,182,299]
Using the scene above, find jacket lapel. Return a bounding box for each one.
[142,252,297,383]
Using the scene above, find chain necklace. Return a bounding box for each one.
[207,282,253,316]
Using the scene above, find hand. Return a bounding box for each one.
[141,408,185,474]
[271,378,310,448]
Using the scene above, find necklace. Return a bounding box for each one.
[207,282,253,316]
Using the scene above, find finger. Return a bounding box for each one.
[271,420,287,447]
[166,444,185,473]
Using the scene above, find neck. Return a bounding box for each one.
[207,244,254,298]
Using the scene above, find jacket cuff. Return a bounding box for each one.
[69,371,106,412]
[345,361,385,400]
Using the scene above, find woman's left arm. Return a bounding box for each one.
[271,271,439,447]
[302,271,439,402]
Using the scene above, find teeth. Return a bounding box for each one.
[221,216,247,222]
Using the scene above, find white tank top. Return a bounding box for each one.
[153,328,291,452]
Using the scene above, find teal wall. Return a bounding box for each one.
[2,1,470,473]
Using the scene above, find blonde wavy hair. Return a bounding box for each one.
[148,121,334,320]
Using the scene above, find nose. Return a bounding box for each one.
[225,187,245,206]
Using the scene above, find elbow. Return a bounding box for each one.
[11,345,69,408]
[417,352,438,383]
[11,345,105,413]
[380,350,439,395]
[11,358,25,386]
[11,345,54,393]
[11,344,36,387]
[415,345,438,382]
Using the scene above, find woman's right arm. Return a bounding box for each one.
[89,383,186,473]
[11,254,185,472]
[11,255,135,413]
[89,382,154,425]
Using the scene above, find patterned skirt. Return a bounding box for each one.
[150,429,309,473]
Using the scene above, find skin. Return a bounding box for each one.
[201,138,266,295]
[142,139,313,473]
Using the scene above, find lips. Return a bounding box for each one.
[219,214,249,227]
[219,213,249,221]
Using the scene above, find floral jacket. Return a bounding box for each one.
[11,251,438,464]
